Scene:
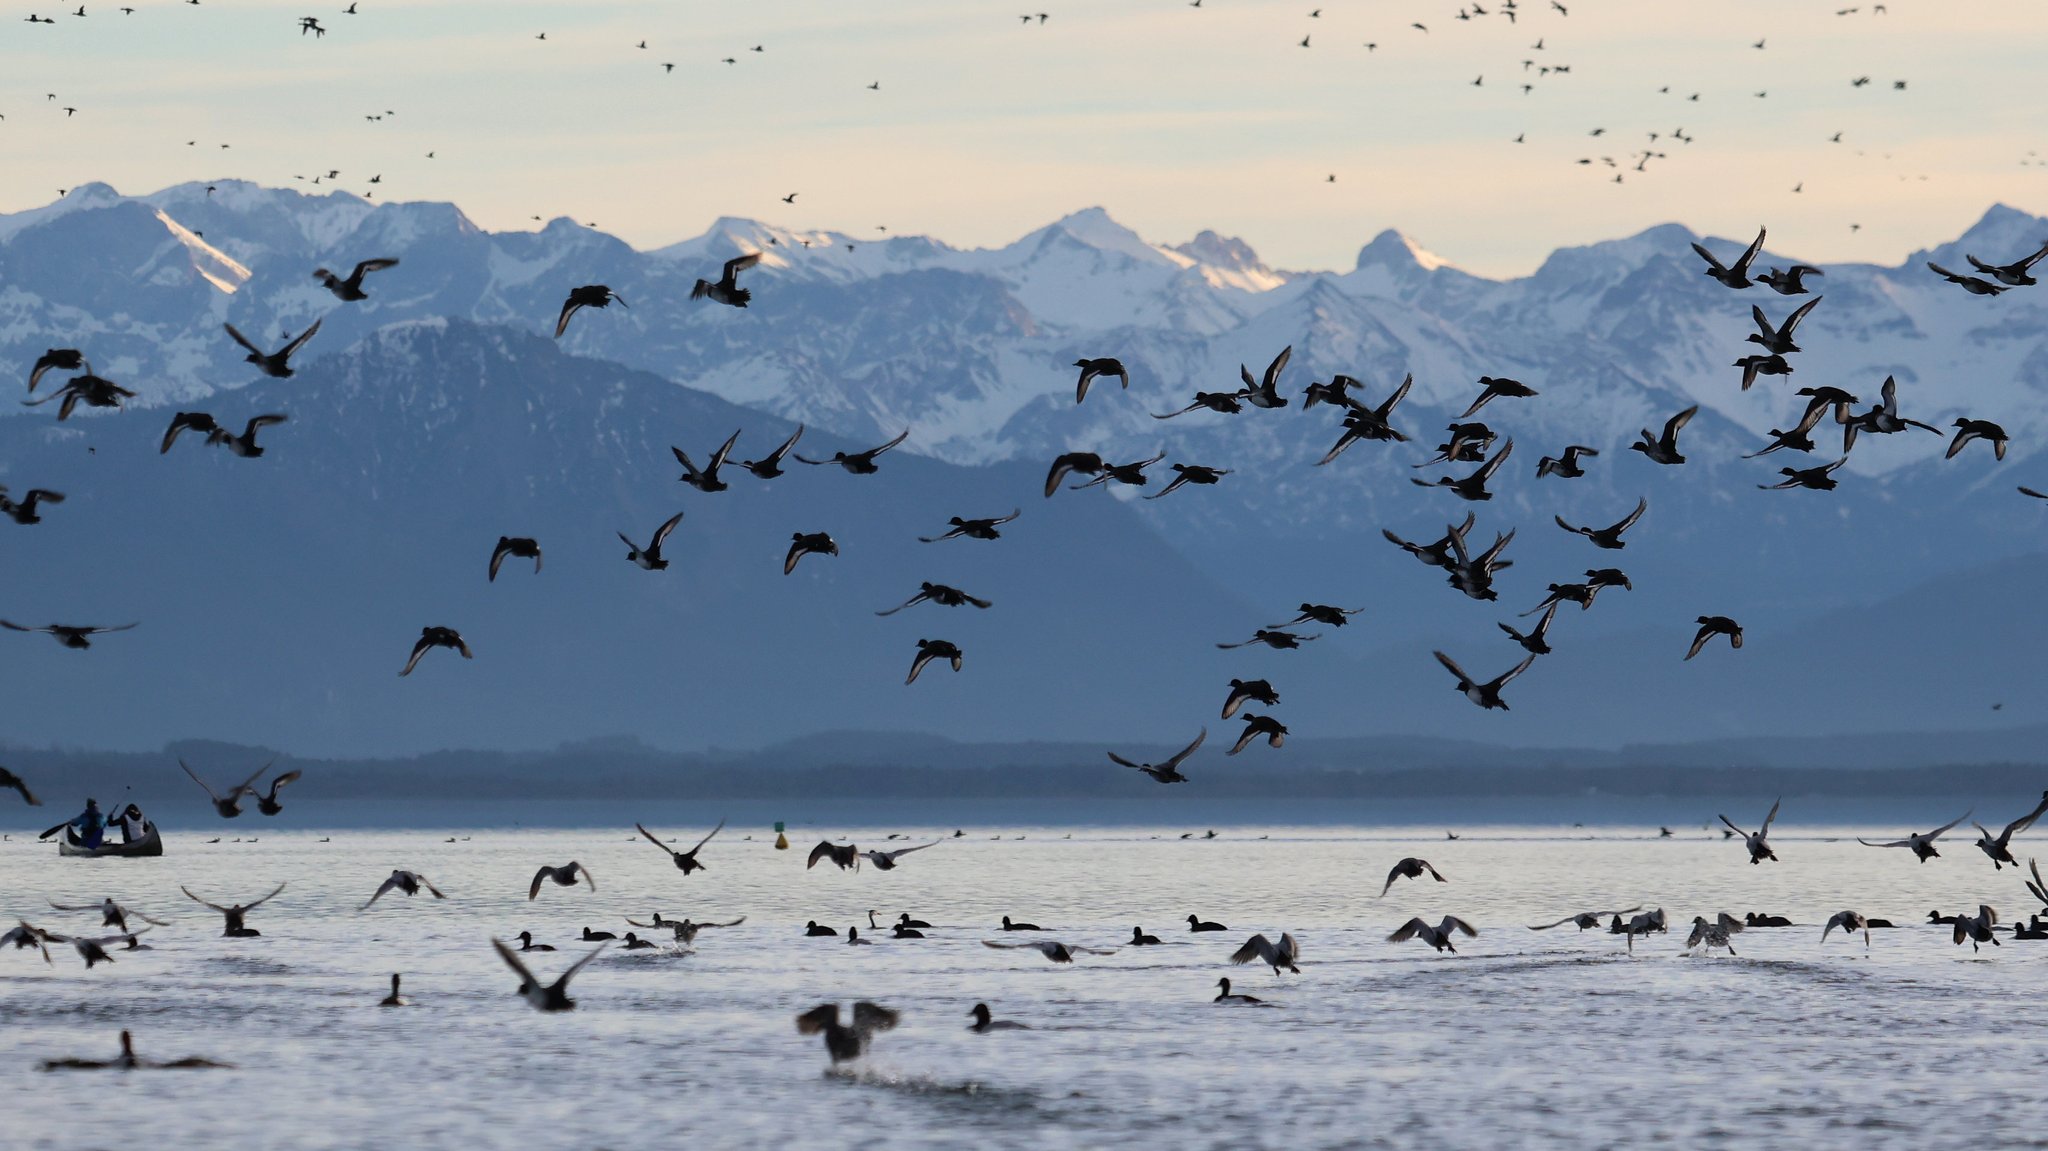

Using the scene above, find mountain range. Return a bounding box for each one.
[1,182,2045,758]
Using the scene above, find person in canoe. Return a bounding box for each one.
[42,798,105,849]
[112,804,151,844]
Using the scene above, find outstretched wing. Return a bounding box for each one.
[221,323,264,356]
[723,252,763,281]
[650,511,686,549]
[687,818,726,855]
[1433,651,1472,686]
[1163,728,1207,768]
[244,883,287,911]
[180,886,230,914]
[492,937,539,988]
[636,823,680,858]
[179,759,221,802]
[279,319,323,359]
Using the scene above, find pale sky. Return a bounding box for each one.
[1,0,2043,276]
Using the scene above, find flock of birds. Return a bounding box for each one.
[14,763,2048,1069]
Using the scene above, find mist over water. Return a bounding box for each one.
[4,824,2043,1150]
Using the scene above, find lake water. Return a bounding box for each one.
[3,821,2046,1149]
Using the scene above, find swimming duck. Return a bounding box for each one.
[619,511,686,571]
[1535,444,1597,478]
[1072,357,1128,403]
[846,926,872,945]
[620,932,658,950]
[1187,914,1227,932]
[1629,405,1697,464]
[795,1002,897,1063]
[489,537,542,581]
[731,425,805,480]
[1380,857,1448,898]
[554,285,627,337]
[398,627,472,677]
[27,348,87,393]
[1389,916,1476,953]
[515,931,555,952]
[380,973,411,1007]
[224,320,321,378]
[580,927,616,942]
[921,508,1020,542]
[805,921,839,937]
[1859,813,1970,862]
[636,819,724,874]
[181,883,284,937]
[1000,916,1043,931]
[39,1030,230,1071]
[1111,728,1205,784]
[1719,798,1779,863]
[892,923,925,939]
[897,913,932,929]
[1238,346,1292,409]
[1130,927,1162,946]
[968,1003,1029,1030]
[362,870,445,910]
[1458,375,1538,418]
[796,429,909,475]
[180,758,268,818]
[906,639,963,684]
[1412,440,1513,501]
[2012,916,2048,940]
[528,862,597,899]
[493,938,606,1011]
[1213,977,1264,1004]
[1971,792,2048,868]
[1744,912,1792,927]
[1691,226,1766,288]
[1145,463,1231,499]
[313,257,399,301]
[1230,932,1301,973]
[1434,650,1537,711]
[673,430,740,492]
[691,252,762,308]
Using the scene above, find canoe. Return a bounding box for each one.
[57,824,163,858]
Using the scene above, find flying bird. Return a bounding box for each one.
[862,841,940,870]
[1535,444,1596,478]
[399,627,471,676]
[1412,440,1514,501]
[1860,814,1970,862]
[636,819,724,874]
[1629,405,1697,464]
[1927,262,2007,296]
[795,1002,898,1062]
[180,758,268,818]
[906,639,963,684]
[1226,714,1287,755]
[23,373,135,419]
[1686,616,1743,659]
[1109,728,1205,784]
[553,285,627,337]
[1965,241,2048,286]
[1229,932,1301,974]
[493,938,606,1011]
[730,425,804,479]
[1971,793,2048,869]
[875,582,992,615]
[0,621,136,649]
[1221,679,1278,719]
[0,766,41,805]
[796,429,908,474]
[1719,799,1780,863]
[0,487,65,524]
[1389,916,1477,953]
[691,253,762,307]
[1073,357,1129,403]
[1238,346,1292,409]
[806,841,860,871]
[1759,457,1846,491]
[224,321,321,378]
[181,884,285,937]
[1434,650,1536,710]
[1459,376,1538,418]
[1947,419,2009,461]
[27,348,87,393]
[1380,857,1447,897]
[921,509,1020,542]
[312,257,399,301]
[1554,497,1646,549]
[362,870,445,909]
[527,862,596,899]
[673,431,741,492]
[1692,227,1766,288]
[784,532,838,574]
[620,511,686,570]
[489,537,542,581]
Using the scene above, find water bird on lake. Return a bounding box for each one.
[39,1031,230,1071]
[804,921,838,936]
[1229,932,1301,974]
[381,973,411,1006]
[1188,915,1228,932]
[493,938,606,1011]
[969,1003,1029,1031]
[1380,857,1447,897]
[527,862,596,899]
[182,883,284,937]
[1000,916,1043,931]
[1214,978,1264,1004]
[796,1001,897,1063]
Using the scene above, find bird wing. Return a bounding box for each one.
[492,936,539,987]
[1761,798,1780,836]
[1162,728,1207,768]
[279,319,323,359]
[1664,405,1699,440]
[1388,918,1428,942]
[179,759,221,802]
[1107,752,1143,769]
[852,1001,899,1034]
[244,883,287,911]
[1718,814,1748,837]
[554,942,608,990]
[1152,401,1201,419]
[806,841,839,869]
[2001,792,2048,843]
[1690,242,1728,273]
[398,636,432,677]
[489,541,511,582]
[1262,345,1292,391]
[763,424,804,463]
[1685,628,1713,661]
[221,323,263,356]
[1735,226,1766,272]
[794,1004,838,1035]
[722,252,762,281]
[687,818,725,855]
[352,257,400,279]
[1553,514,1582,535]
[180,886,230,914]
[419,875,445,899]
[1378,865,1403,898]
[1442,917,1477,937]
[867,429,910,457]
[1926,812,1970,840]
[880,840,940,862]
[573,863,597,893]
[362,875,402,909]
[1228,934,1277,965]
[1433,651,1472,686]
[650,511,685,549]
[1857,838,1911,849]
[1475,439,1514,481]
[229,761,272,799]
[636,823,680,858]
[1781,294,1823,335]
[1613,497,1647,533]
[1493,653,1538,688]
[527,868,552,899]
[710,429,741,469]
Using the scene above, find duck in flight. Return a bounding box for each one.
[1692,226,1766,288]
[982,938,1115,963]
[0,767,40,805]
[1759,457,1845,491]
[182,883,284,937]
[1719,798,1779,863]
[1535,444,1596,478]
[784,532,838,574]
[1458,376,1538,418]
[1757,264,1822,294]
[906,638,963,684]
[489,536,542,581]
[1153,389,1247,419]
[553,285,627,337]
[1686,616,1743,659]
[1380,857,1447,897]
[362,870,445,909]
[23,373,135,420]
[731,425,804,479]
[1498,601,1558,656]
[493,938,606,1011]
[398,626,472,676]
[673,431,740,492]
[1735,353,1794,392]
[620,511,685,570]
[1952,906,2000,952]
[1238,346,1292,409]
[1527,906,1642,931]
[1965,240,2048,286]
[876,583,992,616]
[1073,357,1128,403]
[0,621,136,650]
[797,429,908,474]
[1227,714,1287,755]
[1840,376,1941,450]
[1412,440,1512,501]
[1971,792,2048,869]
[1389,916,1477,953]
[180,758,268,818]
[1554,497,1645,549]
[636,819,723,874]
[1821,911,1872,948]
[1947,418,2009,461]
[47,898,166,935]
[1146,463,1229,499]
[807,841,859,871]
[313,257,399,301]
[1434,650,1537,710]
[1043,452,1105,495]
[1927,261,2007,296]
[528,862,597,899]
[796,1002,897,1062]
[1629,405,1697,464]
[863,841,940,870]
[27,348,88,394]
[1216,629,1316,651]
[920,508,1018,542]
[1270,603,1362,628]
[692,252,762,307]
[1109,728,1204,784]
[1748,297,1822,355]
[224,320,321,378]
[1229,932,1301,974]
[253,769,300,816]
[1221,679,1277,719]
[1860,813,1970,862]
[1071,450,1166,490]
[1383,513,1476,569]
